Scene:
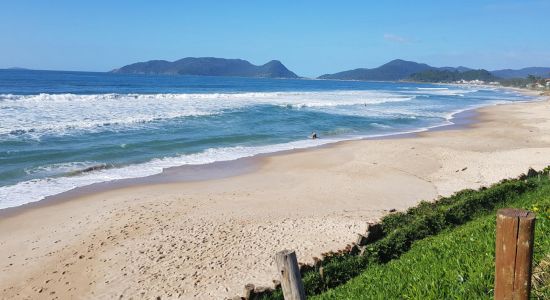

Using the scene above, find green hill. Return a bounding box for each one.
[111,57,299,78]
[318,59,434,81]
[317,59,549,82]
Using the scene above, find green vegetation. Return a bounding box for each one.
[500,74,549,89]
[259,169,550,300]
[499,77,531,88]
[314,178,550,299]
[408,68,550,90]
[408,69,498,83]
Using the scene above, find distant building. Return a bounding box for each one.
[455,79,485,85]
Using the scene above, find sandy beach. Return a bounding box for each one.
[1,95,550,299]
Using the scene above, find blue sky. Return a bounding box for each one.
[1,0,549,77]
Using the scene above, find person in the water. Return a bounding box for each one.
[310,132,318,139]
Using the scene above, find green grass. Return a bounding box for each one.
[256,172,550,300]
[312,179,550,299]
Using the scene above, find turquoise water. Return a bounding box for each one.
[0,69,536,209]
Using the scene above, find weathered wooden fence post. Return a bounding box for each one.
[494,208,536,300]
[275,250,306,300]
[243,283,256,300]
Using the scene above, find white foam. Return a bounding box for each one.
[0,91,413,138]
[24,161,104,176]
[409,88,478,96]
[0,137,346,209]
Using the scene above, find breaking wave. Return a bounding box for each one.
[0,91,414,138]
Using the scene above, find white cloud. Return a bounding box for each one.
[383,33,410,44]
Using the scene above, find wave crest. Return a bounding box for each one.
[0,91,415,138]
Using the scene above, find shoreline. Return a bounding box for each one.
[0,83,543,213]
[1,92,549,299]
[0,105,479,219]
[1,85,535,216]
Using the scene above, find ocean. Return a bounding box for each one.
[0,69,537,209]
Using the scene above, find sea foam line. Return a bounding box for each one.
[0,91,414,138]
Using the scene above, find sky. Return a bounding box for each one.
[1,0,550,77]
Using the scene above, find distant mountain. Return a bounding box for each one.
[111,57,299,78]
[491,67,550,79]
[439,66,472,72]
[318,59,550,81]
[318,59,434,81]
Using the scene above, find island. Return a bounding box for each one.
[111,57,299,79]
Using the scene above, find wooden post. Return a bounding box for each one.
[275,250,306,300]
[356,233,368,246]
[243,283,255,300]
[494,208,536,300]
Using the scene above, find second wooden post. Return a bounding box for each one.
[275,250,306,300]
[494,208,536,300]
